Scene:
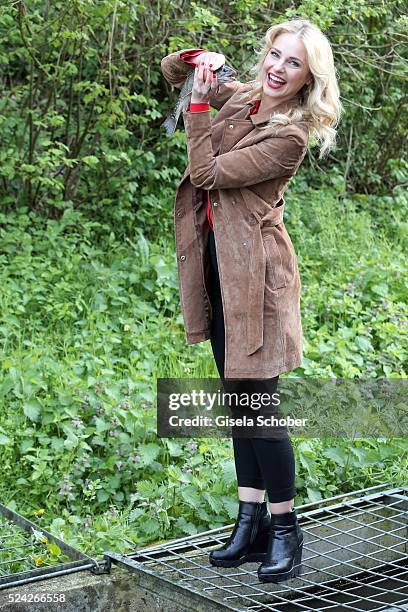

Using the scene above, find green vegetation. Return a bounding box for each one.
[1,181,406,557]
[0,0,406,561]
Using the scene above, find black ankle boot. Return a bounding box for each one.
[209,500,271,568]
[257,508,303,583]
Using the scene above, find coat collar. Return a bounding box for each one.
[245,88,302,126]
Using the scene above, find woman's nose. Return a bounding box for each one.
[272,59,285,72]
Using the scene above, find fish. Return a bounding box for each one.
[161,64,237,135]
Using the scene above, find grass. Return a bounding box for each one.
[0,177,406,561]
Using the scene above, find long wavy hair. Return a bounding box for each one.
[246,18,343,158]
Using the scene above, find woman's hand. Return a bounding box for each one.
[193,51,225,74]
[190,51,225,104]
[191,61,219,104]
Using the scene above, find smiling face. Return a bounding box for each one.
[261,32,313,108]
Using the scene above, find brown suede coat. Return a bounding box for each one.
[161,49,309,379]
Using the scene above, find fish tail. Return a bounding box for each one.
[161,116,177,134]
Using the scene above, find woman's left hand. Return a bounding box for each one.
[191,61,218,104]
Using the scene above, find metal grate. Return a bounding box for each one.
[0,503,108,589]
[105,484,408,611]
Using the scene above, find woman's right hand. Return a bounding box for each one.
[193,51,225,81]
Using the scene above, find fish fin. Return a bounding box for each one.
[161,116,177,134]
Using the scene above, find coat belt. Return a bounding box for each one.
[246,203,285,356]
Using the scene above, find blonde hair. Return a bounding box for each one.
[246,18,343,158]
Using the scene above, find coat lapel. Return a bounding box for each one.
[248,92,302,126]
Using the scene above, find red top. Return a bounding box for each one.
[180,50,261,231]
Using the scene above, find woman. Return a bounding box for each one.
[161,18,342,583]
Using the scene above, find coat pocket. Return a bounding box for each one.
[262,228,294,290]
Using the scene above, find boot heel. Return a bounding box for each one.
[291,541,303,577]
[258,541,304,583]
[249,528,269,554]
[292,563,302,578]
[257,519,304,584]
[245,528,269,563]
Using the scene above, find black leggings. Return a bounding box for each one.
[207,228,296,503]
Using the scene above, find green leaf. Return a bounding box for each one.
[322,446,346,467]
[202,492,223,514]
[175,516,198,535]
[23,401,41,422]
[181,485,201,508]
[48,540,62,557]
[165,439,184,457]
[142,519,161,535]
[138,443,161,464]
[223,498,239,520]
[97,489,109,502]
[355,336,373,352]
[0,376,14,398]
[82,155,99,167]
[371,283,389,296]
[307,487,323,502]
[219,460,236,486]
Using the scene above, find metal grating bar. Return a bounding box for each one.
[134,545,407,612]
[105,485,408,612]
[0,503,109,589]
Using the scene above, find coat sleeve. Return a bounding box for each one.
[182,109,308,190]
[160,48,243,111]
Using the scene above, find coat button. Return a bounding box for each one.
[176,210,183,217]
[180,255,186,261]
[213,201,218,207]
[229,124,234,129]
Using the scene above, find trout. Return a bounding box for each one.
[162,64,237,134]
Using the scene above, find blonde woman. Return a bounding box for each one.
[161,18,342,583]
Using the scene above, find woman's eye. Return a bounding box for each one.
[270,50,300,67]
